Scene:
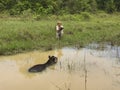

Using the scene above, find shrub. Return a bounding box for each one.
[81,12,91,20]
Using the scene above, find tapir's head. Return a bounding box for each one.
[49,55,58,62]
[47,56,58,65]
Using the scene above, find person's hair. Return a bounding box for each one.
[57,21,62,24]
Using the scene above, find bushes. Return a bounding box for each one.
[0,0,120,16]
[33,12,91,21]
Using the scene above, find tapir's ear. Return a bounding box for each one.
[48,56,51,58]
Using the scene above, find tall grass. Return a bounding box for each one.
[0,13,120,55]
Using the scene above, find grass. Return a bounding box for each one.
[0,12,120,55]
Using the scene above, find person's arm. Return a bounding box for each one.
[60,26,64,30]
[56,26,59,31]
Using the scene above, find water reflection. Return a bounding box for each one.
[0,44,120,90]
[86,43,120,58]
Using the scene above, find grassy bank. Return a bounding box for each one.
[0,13,120,55]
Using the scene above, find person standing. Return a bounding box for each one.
[56,21,64,39]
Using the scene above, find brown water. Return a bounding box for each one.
[0,44,120,90]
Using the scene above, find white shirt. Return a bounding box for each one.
[56,25,64,32]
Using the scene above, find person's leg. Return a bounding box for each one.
[56,32,59,38]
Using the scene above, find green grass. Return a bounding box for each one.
[0,13,120,55]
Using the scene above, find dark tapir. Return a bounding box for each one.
[28,56,58,73]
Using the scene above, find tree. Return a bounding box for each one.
[114,0,120,11]
[0,0,119,15]
[96,0,115,13]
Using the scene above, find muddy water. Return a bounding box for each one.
[0,44,120,90]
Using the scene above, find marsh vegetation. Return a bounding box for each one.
[0,12,120,55]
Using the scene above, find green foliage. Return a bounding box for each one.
[114,0,120,11]
[81,12,92,20]
[0,13,120,55]
[96,0,116,13]
[0,0,119,15]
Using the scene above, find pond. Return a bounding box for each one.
[0,43,120,90]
